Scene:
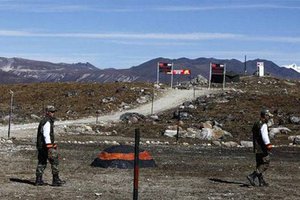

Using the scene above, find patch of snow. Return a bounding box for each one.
[1,59,14,72]
[282,63,300,73]
[1,65,13,72]
[76,73,91,81]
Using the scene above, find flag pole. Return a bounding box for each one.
[223,64,226,90]
[156,62,159,84]
[208,63,211,90]
[171,63,174,88]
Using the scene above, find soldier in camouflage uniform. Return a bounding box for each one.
[35,105,65,186]
[247,108,273,187]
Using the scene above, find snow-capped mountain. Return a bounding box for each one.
[282,64,300,73]
[0,57,138,83]
[1,56,300,84]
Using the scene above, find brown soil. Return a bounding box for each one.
[0,82,155,123]
[1,138,299,200]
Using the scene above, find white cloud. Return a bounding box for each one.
[0,1,300,13]
[157,4,300,12]
[0,29,300,44]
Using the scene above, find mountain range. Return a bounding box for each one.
[0,56,299,84]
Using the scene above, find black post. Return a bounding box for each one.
[133,128,140,200]
[176,111,181,143]
[96,110,100,124]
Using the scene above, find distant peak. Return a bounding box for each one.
[282,63,300,73]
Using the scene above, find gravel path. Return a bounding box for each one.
[0,88,218,138]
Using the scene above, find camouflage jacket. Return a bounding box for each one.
[36,116,55,149]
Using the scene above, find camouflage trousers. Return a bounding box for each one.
[36,148,59,176]
[255,153,270,174]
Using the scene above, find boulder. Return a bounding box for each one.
[197,128,214,140]
[119,112,145,123]
[289,116,300,124]
[173,110,191,120]
[269,127,291,138]
[223,141,239,148]
[199,121,213,129]
[240,141,253,148]
[288,135,300,144]
[164,130,178,138]
[102,97,116,103]
[212,140,222,147]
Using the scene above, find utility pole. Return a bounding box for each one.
[8,90,14,138]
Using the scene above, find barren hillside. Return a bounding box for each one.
[1,76,300,144]
[0,76,300,200]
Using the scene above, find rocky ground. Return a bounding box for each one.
[0,75,300,199]
[0,137,299,200]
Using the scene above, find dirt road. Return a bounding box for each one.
[0,88,216,138]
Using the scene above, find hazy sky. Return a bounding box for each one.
[0,0,299,69]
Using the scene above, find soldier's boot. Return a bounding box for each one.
[35,175,45,186]
[52,174,66,187]
[247,171,257,186]
[257,173,269,187]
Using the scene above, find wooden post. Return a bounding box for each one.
[8,90,14,138]
[133,128,140,200]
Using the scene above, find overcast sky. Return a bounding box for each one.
[0,0,299,69]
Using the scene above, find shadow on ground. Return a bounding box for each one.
[209,178,251,187]
[10,178,37,186]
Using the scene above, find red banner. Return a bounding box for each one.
[167,69,191,75]
[158,62,172,73]
[211,63,224,75]
[211,63,225,83]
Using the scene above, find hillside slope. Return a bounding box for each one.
[0,75,299,146]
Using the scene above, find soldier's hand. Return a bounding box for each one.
[266,143,273,151]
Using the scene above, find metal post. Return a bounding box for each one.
[151,86,154,115]
[208,63,212,90]
[223,64,226,90]
[170,63,174,88]
[133,128,140,200]
[156,62,159,85]
[8,90,14,138]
